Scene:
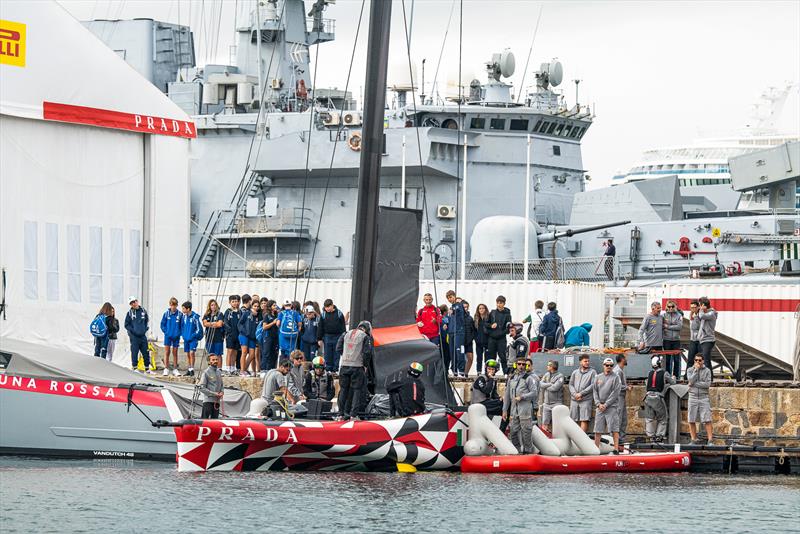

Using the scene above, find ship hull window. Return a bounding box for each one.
[490,118,506,130]
[470,117,486,129]
[509,119,529,131]
[552,145,561,156]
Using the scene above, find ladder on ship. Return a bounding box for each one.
[191,170,267,277]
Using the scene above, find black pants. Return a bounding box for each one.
[481,399,503,418]
[700,341,715,378]
[338,366,366,418]
[201,401,219,419]
[663,339,682,377]
[542,336,556,351]
[474,342,488,374]
[487,337,508,374]
[604,256,614,280]
[686,340,700,378]
[129,336,149,368]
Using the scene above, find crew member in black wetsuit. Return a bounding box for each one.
[386,362,426,416]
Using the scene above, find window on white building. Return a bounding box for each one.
[45,223,59,301]
[24,221,38,300]
[67,225,81,302]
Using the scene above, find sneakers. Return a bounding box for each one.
[172,368,181,377]
[162,368,170,377]
[239,371,250,377]
[145,370,155,375]
[689,438,703,445]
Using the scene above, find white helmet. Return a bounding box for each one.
[651,356,661,368]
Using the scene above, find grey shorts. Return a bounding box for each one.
[542,404,555,425]
[593,405,619,433]
[570,399,593,422]
[688,397,712,423]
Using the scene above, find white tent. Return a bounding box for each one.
[0,1,192,365]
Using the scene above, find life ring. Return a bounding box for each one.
[348,131,362,151]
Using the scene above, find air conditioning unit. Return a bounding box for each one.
[322,111,340,126]
[270,78,282,89]
[343,111,362,126]
[441,227,456,242]
[437,205,456,219]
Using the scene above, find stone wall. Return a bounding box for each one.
[162,376,800,445]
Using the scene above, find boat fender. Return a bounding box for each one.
[551,404,600,455]
[531,426,561,456]
[464,438,489,456]
[467,403,518,455]
[348,131,362,151]
[247,398,268,417]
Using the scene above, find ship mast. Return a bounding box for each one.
[349,0,392,328]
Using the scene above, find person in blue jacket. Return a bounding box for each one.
[277,300,303,357]
[564,323,593,348]
[160,297,182,376]
[180,301,203,377]
[238,300,260,377]
[538,302,562,351]
[300,305,320,362]
[124,296,150,373]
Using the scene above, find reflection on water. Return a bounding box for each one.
[1,457,798,533]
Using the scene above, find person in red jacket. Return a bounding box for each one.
[416,293,442,346]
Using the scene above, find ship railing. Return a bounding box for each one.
[418,257,619,282]
[235,207,313,235]
[306,17,335,34]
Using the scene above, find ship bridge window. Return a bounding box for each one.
[562,125,572,137]
[534,119,543,131]
[441,118,459,129]
[554,123,564,136]
[538,121,551,133]
[577,127,586,138]
[509,119,529,131]
[470,117,486,129]
[489,118,506,130]
[547,122,557,134]
[552,145,561,156]
[569,126,579,138]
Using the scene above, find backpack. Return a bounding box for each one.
[280,311,298,336]
[256,321,265,343]
[90,314,108,338]
[555,318,565,349]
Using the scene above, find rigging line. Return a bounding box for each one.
[292,40,323,303]
[428,0,456,106]
[213,0,224,61]
[301,0,367,304]
[453,0,463,298]
[210,1,287,305]
[401,0,449,398]
[516,4,543,104]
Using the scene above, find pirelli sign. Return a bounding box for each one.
[0,19,26,67]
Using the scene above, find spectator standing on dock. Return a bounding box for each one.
[613,354,629,450]
[91,302,114,360]
[487,296,512,374]
[569,354,596,432]
[539,360,565,433]
[661,300,683,378]
[593,357,622,452]
[223,295,242,376]
[238,300,260,376]
[336,321,374,420]
[160,297,182,375]
[463,301,475,377]
[198,353,224,419]
[318,299,346,372]
[202,299,225,361]
[502,355,538,454]
[638,302,664,353]
[686,300,701,379]
[416,293,442,346]
[687,354,713,444]
[603,239,616,281]
[471,359,502,417]
[643,355,674,442]
[523,300,545,353]
[125,296,151,373]
[439,304,451,372]
[106,306,119,362]
[697,297,718,378]
[260,300,280,375]
[300,305,320,362]
[473,304,490,374]
[277,300,303,357]
[564,323,592,348]
[180,301,203,377]
[446,291,467,377]
[539,302,563,351]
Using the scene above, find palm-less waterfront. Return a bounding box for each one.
[1,457,798,533]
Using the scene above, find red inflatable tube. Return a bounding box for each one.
[461,452,691,474]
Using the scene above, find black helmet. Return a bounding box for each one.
[508,322,524,334]
[357,320,372,334]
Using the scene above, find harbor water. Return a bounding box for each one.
[1,457,798,533]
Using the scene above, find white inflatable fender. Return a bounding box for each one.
[551,404,601,456]
[466,403,518,456]
[247,398,268,417]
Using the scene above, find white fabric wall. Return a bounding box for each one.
[0,116,143,358]
[191,278,606,347]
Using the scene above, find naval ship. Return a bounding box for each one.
[83,0,800,284]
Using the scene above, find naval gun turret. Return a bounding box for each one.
[538,220,632,243]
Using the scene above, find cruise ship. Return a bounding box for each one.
[612,84,800,210]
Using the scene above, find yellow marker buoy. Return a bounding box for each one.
[396,463,417,473]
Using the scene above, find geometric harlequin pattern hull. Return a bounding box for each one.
[174,412,466,472]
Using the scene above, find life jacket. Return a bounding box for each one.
[309,371,332,400]
[647,369,666,393]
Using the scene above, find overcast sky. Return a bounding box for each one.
[58,0,800,188]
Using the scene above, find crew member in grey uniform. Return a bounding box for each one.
[612,353,628,450]
[593,357,622,452]
[502,355,538,454]
[524,357,540,424]
[686,300,701,379]
[638,302,664,353]
[687,353,714,444]
[643,355,674,442]
[261,359,291,416]
[336,321,374,420]
[539,360,564,433]
[198,353,224,419]
[697,297,718,378]
[661,300,683,378]
[568,355,596,432]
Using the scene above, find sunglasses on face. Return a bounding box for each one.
[603,364,613,367]
[667,306,675,309]
[694,359,703,362]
